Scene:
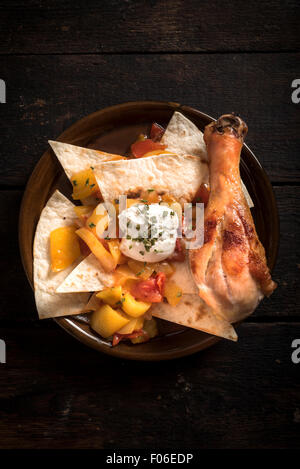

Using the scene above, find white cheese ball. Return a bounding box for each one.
[118,203,179,262]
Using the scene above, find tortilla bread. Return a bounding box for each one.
[48,140,124,180]
[161,111,208,160]
[95,153,209,204]
[171,254,198,295]
[33,190,90,319]
[56,253,114,293]
[151,294,237,341]
[83,292,101,313]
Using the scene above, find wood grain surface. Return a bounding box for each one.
[1,53,299,186]
[0,0,299,54]
[1,322,300,449]
[0,0,299,449]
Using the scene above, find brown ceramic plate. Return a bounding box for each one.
[19,101,279,361]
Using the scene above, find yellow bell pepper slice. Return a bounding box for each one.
[114,265,137,286]
[50,226,81,272]
[122,292,151,318]
[96,286,123,307]
[152,261,174,277]
[86,203,108,238]
[107,239,122,264]
[126,198,140,209]
[71,168,98,200]
[131,318,158,343]
[90,304,130,338]
[164,280,183,306]
[127,260,155,280]
[117,315,144,335]
[75,227,116,272]
[121,278,139,293]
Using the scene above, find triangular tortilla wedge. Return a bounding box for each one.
[161,111,208,160]
[48,140,124,180]
[56,253,114,293]
[162,112,254,208]
[83,292,101,313]
[95,153,209,204]
[33,190,90,319]
[151,294,237,341]
[171,252,198,295]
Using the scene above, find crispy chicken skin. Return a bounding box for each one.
[189,114,276,323]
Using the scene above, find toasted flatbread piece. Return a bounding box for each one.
[171,255,198,295]
[151,294,237,341]
[48,141,124,180]
[83,293,101,313]
[57,253,114,293]
[161,111,208,160]
[95,153,209,204]
[33,190,90,319]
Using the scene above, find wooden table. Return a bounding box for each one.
[0,0,299,449]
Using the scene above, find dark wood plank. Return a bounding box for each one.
[0,186,298,322]
[259,184,300,318]
[0,0,299,54]
[0,53,299,186]
[0,322,300,448]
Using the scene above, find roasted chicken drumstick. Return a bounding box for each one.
[189,114,276,323]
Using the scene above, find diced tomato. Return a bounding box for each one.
[168,239,185,262]
[176,238,182,252]
[78,238,91,257]
[92,189,102,200]
[130,277,162,303]
[112,329,148,346]
[155,272,166,295]
[193,183,210,206]
[131,139,166,158]
[150,122,165,142]
[130,273,166,303]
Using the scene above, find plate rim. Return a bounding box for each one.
[18,100,280,361]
